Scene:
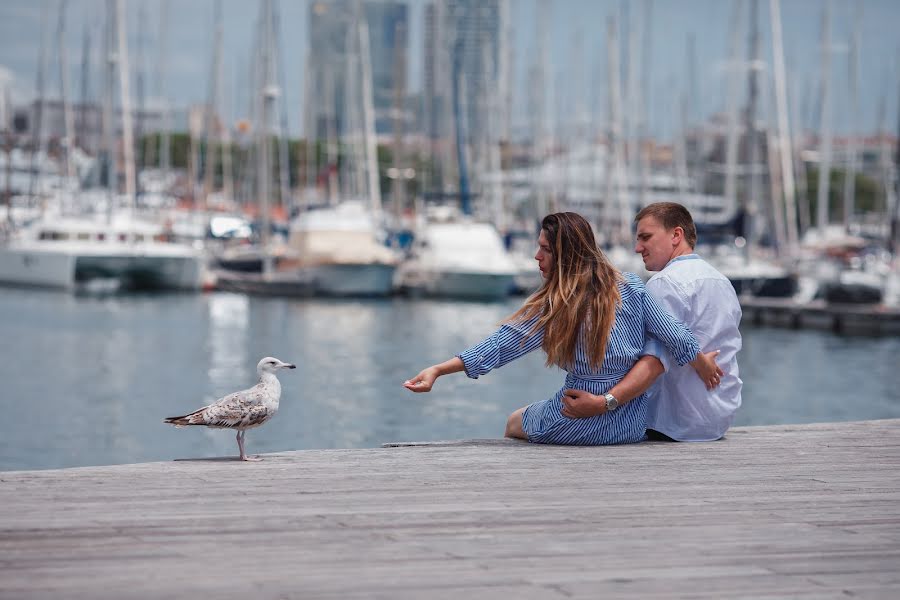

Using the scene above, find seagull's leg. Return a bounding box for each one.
[237,430,261,462]
[236,430,245,460]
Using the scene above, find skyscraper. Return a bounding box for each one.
[364,2,408,134]
[422,0,508,198]
[306,1,408,139]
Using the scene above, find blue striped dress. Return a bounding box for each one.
[457,272,700,445]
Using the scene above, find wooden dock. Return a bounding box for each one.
[2,419,899,599]
[740,297,900,335]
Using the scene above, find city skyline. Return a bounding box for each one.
[0,0,898,143]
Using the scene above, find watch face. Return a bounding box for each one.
[605,394,618,410]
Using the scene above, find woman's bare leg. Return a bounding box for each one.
[505,407,528,440]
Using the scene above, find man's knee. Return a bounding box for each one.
[505,408,527,440]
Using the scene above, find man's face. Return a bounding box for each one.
[634,215,676,272]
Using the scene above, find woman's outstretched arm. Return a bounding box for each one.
[403,315,543,393]
[403,357,465,393]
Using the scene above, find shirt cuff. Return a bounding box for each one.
[674,336,701,367]
[457,340,495,379]
[641,337,673,373]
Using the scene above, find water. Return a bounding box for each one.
[1,288,898,471]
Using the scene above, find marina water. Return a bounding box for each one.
[2,287,899,471]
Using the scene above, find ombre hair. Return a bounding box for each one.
[505,212,622,371]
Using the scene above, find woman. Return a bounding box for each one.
[403,212,719,445]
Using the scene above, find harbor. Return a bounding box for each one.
[2,287,899,473]
[740,296,900,336]
[1,419,899,598]
[1,1,899,595]
[0,0,898,311]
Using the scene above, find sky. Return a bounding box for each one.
[0,0,898,142]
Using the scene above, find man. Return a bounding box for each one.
[556,204,729,437]
[634,202,743,441]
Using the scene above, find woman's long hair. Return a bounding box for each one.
[505,212,623,371]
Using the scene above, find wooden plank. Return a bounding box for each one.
[1,419,899,599]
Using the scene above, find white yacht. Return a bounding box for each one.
[706,246,798,298]
[0,212,204,291]
[285,201,399,296]
[396,220,517,300]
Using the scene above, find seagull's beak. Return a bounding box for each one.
[282,363,296,370]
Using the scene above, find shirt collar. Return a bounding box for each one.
[665,253,700,268]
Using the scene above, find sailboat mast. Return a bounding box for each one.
[770,0,798,252]
[220,57,234,208]
[391,20,408,222]
[841,2,862,232]
[606,16,629,245]
[28,11,49,205]
[498,0,511,145]
[57,0,76,185]
[745,0,761,250]
[134,2,146,187]
[115,0,136,216]
[358,10,382,214]
[723,0,744,227]
[257,0,275,267]
[78,22,90,157]
[300,49,312,212]
[639,0,653,206]
[452,35,471,216]
[103,0,117,223]
[891,71,900,254]
[3,86,11,226]
[158,0,171,174]
[203,0,224,212]
[272,1,291,215]
[815,1,833,233]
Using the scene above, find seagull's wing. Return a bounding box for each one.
[165,384,268,428]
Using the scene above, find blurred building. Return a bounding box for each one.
[11,98,182,155]
[423,0,506,144]
[307,0,408,138]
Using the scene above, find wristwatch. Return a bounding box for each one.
[603,392,619,411]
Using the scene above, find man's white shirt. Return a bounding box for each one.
[643,254,743,441]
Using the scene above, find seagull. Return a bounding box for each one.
[164,357,296,461]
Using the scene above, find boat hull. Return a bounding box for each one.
[0,247,77,288]
[728,275,798,298]
[213,270,317,297]
[214,262,396,297]
[313,263,396,296]
[0,245,203,291]
[74,254,203,290]
[399,268,515,301]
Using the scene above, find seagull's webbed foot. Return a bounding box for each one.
[241,455,263,462]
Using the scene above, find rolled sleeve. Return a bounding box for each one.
[456,317,543,379]
[640,335,673,373]
[457,340,495,379]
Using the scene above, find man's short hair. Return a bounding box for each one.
[635,202,697,249]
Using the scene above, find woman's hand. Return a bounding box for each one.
[689,350,724,390]
[561,389,605,418]
[403,366,441,392]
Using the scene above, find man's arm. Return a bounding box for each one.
[560,355,664,419]
[647,274,722,389]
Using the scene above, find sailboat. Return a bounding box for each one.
[394,14,516,301]
[0,0,203,292]
[394,208,517,300]
[283,201,398,296]
[215,0,398,297]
